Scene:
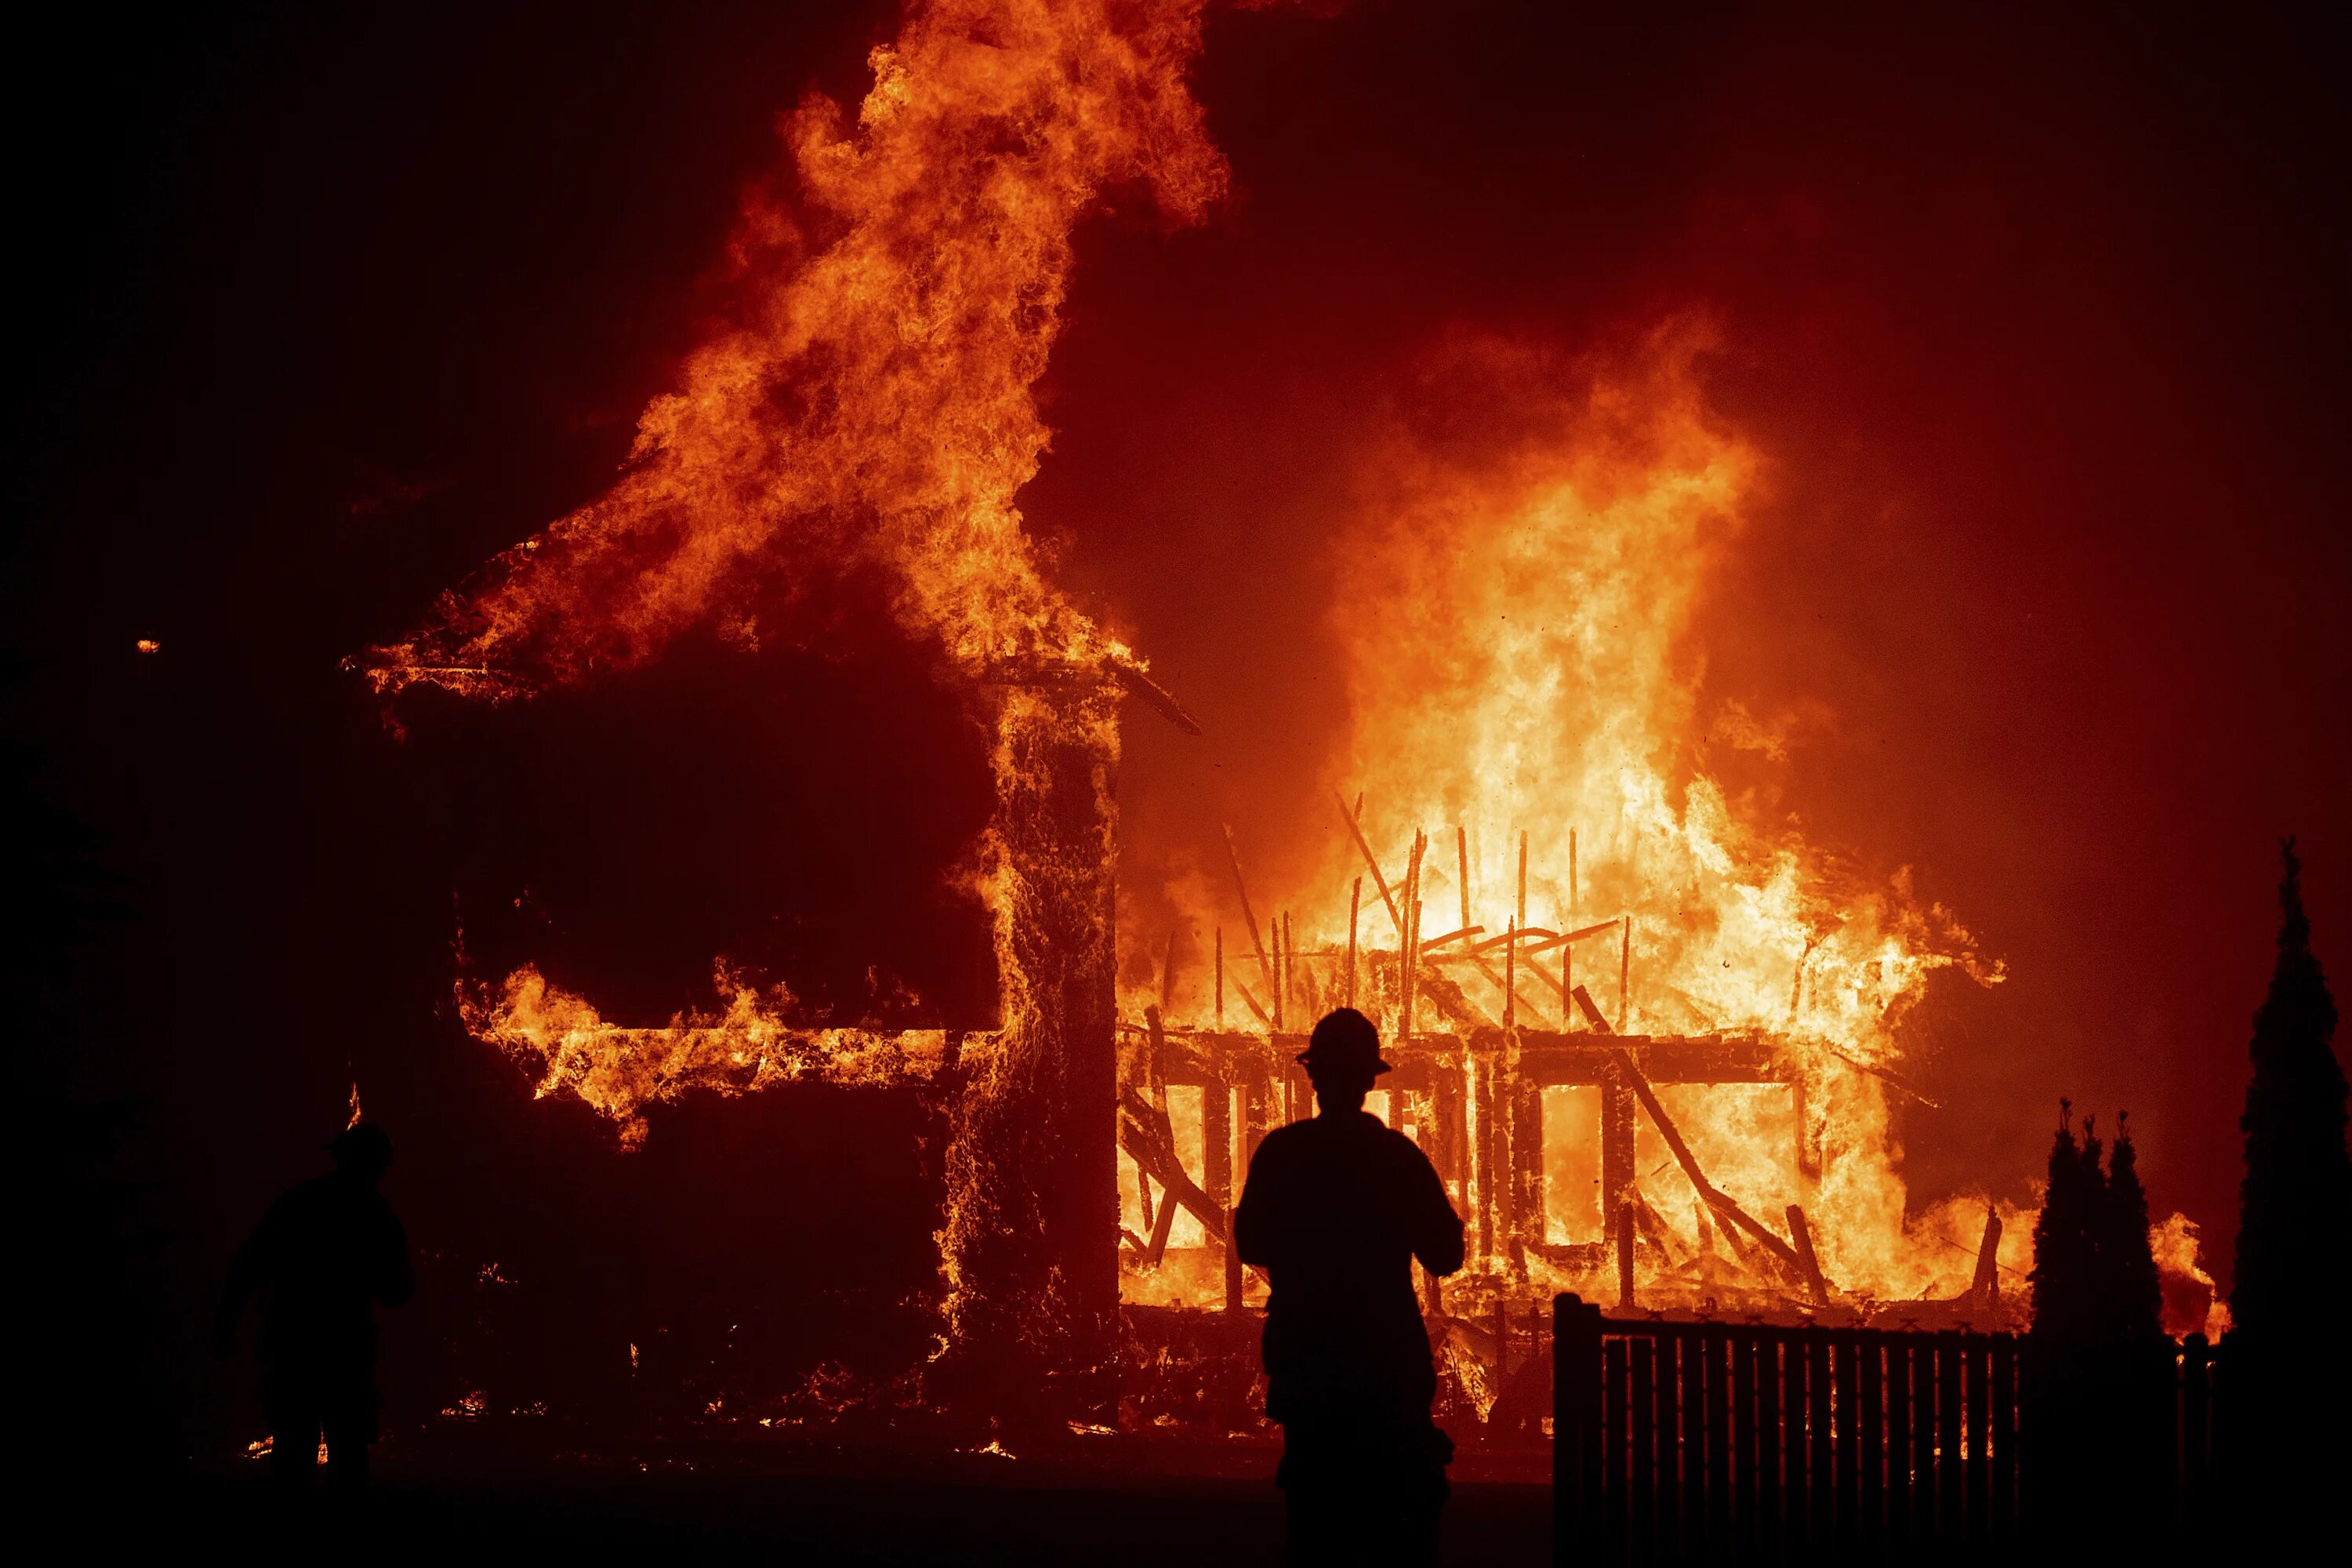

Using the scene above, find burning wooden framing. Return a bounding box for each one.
[1120,1012,1833,1315]
[1114,800,2011,1329]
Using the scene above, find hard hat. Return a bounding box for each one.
[1294,1007,1392,1076]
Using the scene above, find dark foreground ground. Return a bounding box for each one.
[117,1437,1552,1563]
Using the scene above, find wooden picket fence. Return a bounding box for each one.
[1551,1294,2226,1563]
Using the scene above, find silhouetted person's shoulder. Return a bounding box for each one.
[1252,1108,1428,1160]
[1239,1111,1464,1278]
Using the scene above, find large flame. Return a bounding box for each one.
[1326,323,1980,1058]
[368,0,1231,1137]
[358,0,1225,702]
[1127,325,2038,1312]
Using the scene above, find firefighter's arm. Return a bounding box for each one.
[1234,1141,1282,1270]
[1408,1149,1467,1278]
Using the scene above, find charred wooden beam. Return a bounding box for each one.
[1472,1047,1497,1262]
[1338,792,1406,933]
[1519,918,1622,956]
[1806,1039,1944,1109]
[1792,1073,1823,1180]
[1400,831,1426,1040]
[1109,656,1203,736]
[1203,1079,1238,1309]
[1786,1203,1831,1305]
[1508,1055,1542,1273]
[1158,925,1181,1016]
[1615,1200,1636,1309]
[1970,1209,2004,1307]
[1513,1036,1784,1087]
[1471,925,1559,954]
[1141,1167,1180,1265]
[1219,823,1278,1009]
[1602,1069,1637,1291]
[1456,824,1472,933]
[1345,877,1361,1007]
[1118,1087,1229,1246]
[1577,995,1813,1283]
[1503,916,1516,1029]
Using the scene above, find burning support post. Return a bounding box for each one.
[937,676,1121,1420]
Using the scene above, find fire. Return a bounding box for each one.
[1330,325,1998,1303]
[339,0,2223,1392]
[463,963,953,1148]
[354,0,1228,1399]
[354,0,1226,706]
[2151,1211,2229,1339]
[357,0,1230,1146]
[1124,327,2044,1316]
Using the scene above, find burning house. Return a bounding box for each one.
[341,0,2124,1430]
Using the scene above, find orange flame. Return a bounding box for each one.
[368,0,1236,1142]
[461,962,952,1148]
[355,0,1229,702]
[1127,325,2055,1312]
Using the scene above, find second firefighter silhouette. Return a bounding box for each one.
[1237,1007,1467,1564]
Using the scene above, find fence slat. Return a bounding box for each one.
[1759,1336,1785,1560]
[1630,1336,1657,1566]
[1781,1325,1809,1548]
[1604,1337,1629,1566]
[1807,1334,1833,1542]
[1733,1329,1759,1559]
[1991,1334,2017,1534]
[1936,1334,1964,1532]
[1857,1330,1884,1552]
[1886,1340,1914,1551]
[1704,1327,1732,1545]
[1965,1338,1991,1537]
[1914,1339,1939,1535]
[1657,1336,1682,1562]
[1833,1334,1860,1547]
[1680,1330,1706,1549]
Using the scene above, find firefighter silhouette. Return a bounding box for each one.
[1237,1007,1466,1564]
[212,1121,414,1490]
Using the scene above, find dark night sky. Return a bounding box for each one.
[5,0,2348,1404]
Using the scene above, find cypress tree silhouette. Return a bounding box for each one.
[2223,840,2350,1538]
[2231,838,2350,1341]
[2028,1099,2098,1350]
[2101,1116,2164,1345]
[2025,1100,2176,1535]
